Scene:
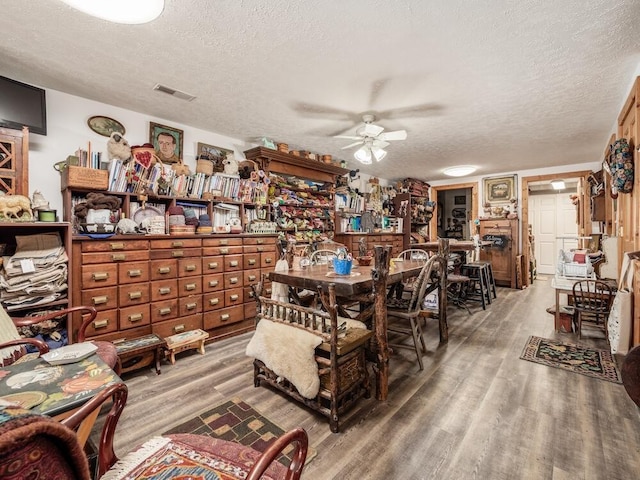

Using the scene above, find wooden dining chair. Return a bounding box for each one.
[571,279,615,339]
[0,382,309,480]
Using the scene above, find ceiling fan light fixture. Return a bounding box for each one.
[371,146,387,162]
[59,0,164,24]
[443,165,477,177]
[354,146,373,164]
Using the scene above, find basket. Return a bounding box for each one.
[562,262,591,278]
[196,157,215,176]
[333,259,353,275]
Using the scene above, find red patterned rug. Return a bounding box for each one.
[163,398,316,466]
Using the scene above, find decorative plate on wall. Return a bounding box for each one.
[87,116,126,137]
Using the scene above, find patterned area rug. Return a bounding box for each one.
[163,398,316,467]
[520,336,622,383]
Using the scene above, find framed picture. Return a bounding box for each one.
[149,122,184,164]
[454,195,466,205]
[87,116,125,137]
[196,142,233,163]
[452,207,466,219]
[484,174,517,204]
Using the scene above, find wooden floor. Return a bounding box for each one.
[96,276,640,479]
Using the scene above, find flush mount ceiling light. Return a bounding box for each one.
[551,180,566,190]
[59,0,164,24]
[443,165,477,177]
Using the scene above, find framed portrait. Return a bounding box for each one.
[87,116,125,137]
[149,122,184,164]
[484,174,517,204]
[454,195,466,205]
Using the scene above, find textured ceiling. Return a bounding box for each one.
[1,0,640,181]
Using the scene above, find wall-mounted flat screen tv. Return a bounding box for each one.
[0,76,47,135]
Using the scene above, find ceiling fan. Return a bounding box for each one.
[335,114,407,164]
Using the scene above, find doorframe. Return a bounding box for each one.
[521,169,592,286]
[430,182,479,240]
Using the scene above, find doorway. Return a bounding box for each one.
[430,182,478,241]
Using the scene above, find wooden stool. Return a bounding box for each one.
[164,329,209,364]
[114,333,167,375]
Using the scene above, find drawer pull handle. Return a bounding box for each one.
[185,264,197,272]
[220,240,228,246]
[112,254,125,261]
[248,259,257,265]
[186,302,197,310]
[92,295,108,305]
[159,287,171,295]
[257,247,264,252]
[230,277,239,284]
[248,275,256,282]
[229,260,239,267]
[208,262,219,269]
[172,241,184,247]
[158,266,171,274]
[265,258,273,264]
[208,280,219,287]
[92,272,109,281]
[110,242,125,250]
[248,291,255,298]
[209,298,220,305]
[93,319,109,329]
[128,291,142,300]
[220,248,229,254]
[128,313,143,323]
[128,269,142,277]
[172,251,184,257]
[257,239,264,245]
[159,307,172,315]
[266,288,272,295]
[185,283,196,291]
[230,294,239,301]
[221,314,230,321]
[174,324,185,333]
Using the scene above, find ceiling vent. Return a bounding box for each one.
[152,84,196,101]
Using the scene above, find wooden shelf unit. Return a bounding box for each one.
[478,218,519,288]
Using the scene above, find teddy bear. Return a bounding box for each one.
[107,132,132,162]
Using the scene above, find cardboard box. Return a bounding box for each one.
[61,166,109,190]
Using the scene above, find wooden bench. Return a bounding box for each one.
[250,284,372,433]
[114,333,167,375]
[164,329,208,364]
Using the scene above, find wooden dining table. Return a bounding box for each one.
[268,246,445,400]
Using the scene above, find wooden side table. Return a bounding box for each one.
[114,334,167,375]
[164,329,209,364]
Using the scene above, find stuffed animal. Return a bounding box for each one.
[116,218,138,234]
[107,132,132,162]
[223,154,239,175]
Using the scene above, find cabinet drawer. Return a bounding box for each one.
[82,309,119,337]
[81,239,149,252]
[260,252,277,268]
[203,305,244,329]
[119,304,151,330]
[224,272,243,289]
[151,298,178,322]
[150,259,178,280]
[243,286,257,303]
[118,261,149,284]
[178,257,202,277]
[203,237,242,247]
[243,269,261,286]
[243,244,277,253]
[150,238,201,249]
[178,277,202,295]
[202,245,243,256]
[202,256,224,273]
[179,295,203,316]
[224,254,243,271]
[150,279,178,301]
[118,283,150,306]
[152,314,203,338]
[225,287,244,306]
[244,301,257,320]
[82,263,118,288]
[203,291,225,311]
[243,253,261,269]
[149,247,202,259]
[243,236,277,246]
[81,249,149,264]
[82,286,118,310]
[203,273,224,292]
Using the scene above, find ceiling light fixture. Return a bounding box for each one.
[551,180,566,190]
[443,165,477,177]
[59,0,165,24]
[354,145,387,164]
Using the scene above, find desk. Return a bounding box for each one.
[0,352,122,446]
[268,247,443,400]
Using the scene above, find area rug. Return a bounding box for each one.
[520,336,622,383]
[163,398,316,467]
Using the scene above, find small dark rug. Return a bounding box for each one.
[520,336,622,384]
[163,398,316,467]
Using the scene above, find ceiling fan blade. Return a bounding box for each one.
[372,140,390,149]
[341,141,364,149]
[378,130,407,141]
[334,135,363,140]
[361,123,385,137]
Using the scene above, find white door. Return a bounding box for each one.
[529,193,578,275]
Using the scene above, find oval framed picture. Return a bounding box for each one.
[87,116,126,137]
